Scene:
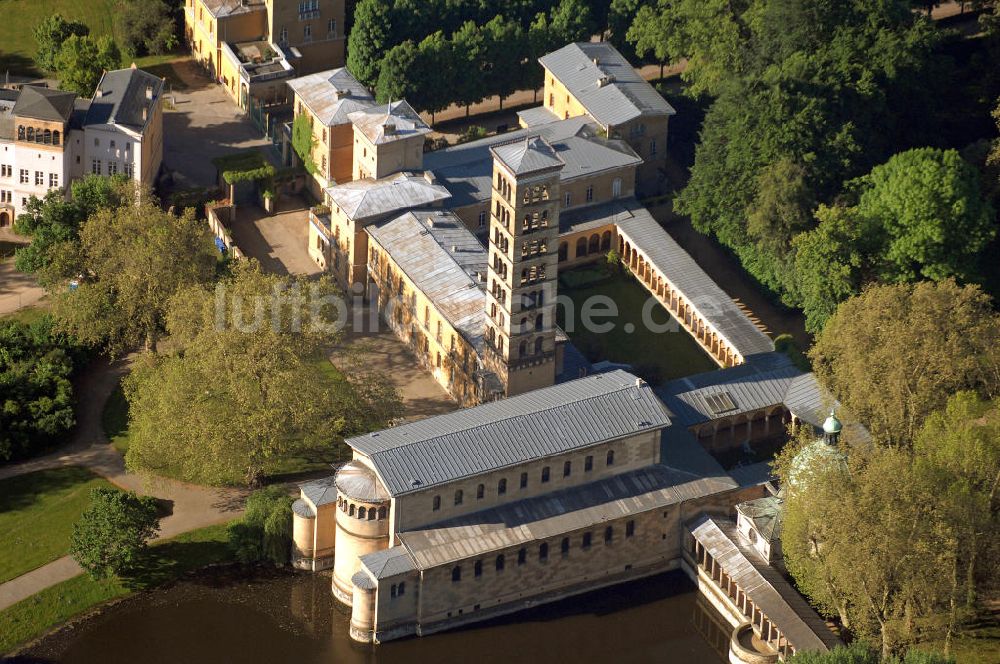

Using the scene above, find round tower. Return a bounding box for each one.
[349,571,377,643]
[331,461,391,606]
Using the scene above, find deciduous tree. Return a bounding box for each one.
[32,14,89,74]
[347,0,393,88]
[70,487,160,580]
[55,35,122,97]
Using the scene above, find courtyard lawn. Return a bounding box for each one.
[0,522,233,654]
[556,264,718,384]
[0,467,115,584]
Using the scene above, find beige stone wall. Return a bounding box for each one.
[542,72,591,122]
[332,508,390,605]
[392,430,661,534]
[266,0,345,74]
[186,1,266,76]
[560,166,636,211]
[557,222,617,269]
[140,99,164,185]
[612,116,669,190]
[352,130,424,181]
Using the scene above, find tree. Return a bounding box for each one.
[853,148,996,283]
[482,16,526,110]
[44,199,217,356]
[347,0,393,88]
[414,31,457,123]
[123,262,402,486]
[788,643,954,663]
[70,487,160,580]
[549,0,596,48]
[227,487,294,565]
[451,20,488,116]
[116,0,178,57]
[32,14,89,74]
[608,0,648,61]
[809,280,1000,447]
[0,315,80,462]
[376,39,419,102]
[55,35,122,97]
[983,97,1000,201]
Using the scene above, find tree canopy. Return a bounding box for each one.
[70,487,160,580]
[54,34,122,97]
[809,280,1000,447]
[116,0,178,58]
[32,14,89,74]
[123,262,402,487]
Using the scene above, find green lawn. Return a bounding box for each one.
[0,467,115,584]
[0,305,49,326]
[556,265,718,385]
[101,382,132,455]
[0,522,233,655]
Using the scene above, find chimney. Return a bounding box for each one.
[142,107,148,122]
[95,89,103,98]
[423,170,437,185]
[451,245,458,252]
[597,74,616,88]
[383,122,396,136]
[145,85,153,100]
[592,57,600,66]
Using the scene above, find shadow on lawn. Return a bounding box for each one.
[121,537,232,592]
[0,467,103,513]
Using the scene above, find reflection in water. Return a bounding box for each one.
[17,570,727,664]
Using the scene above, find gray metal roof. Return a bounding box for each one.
[366,210,487,352]
[336,460,390,503]
[424,116,640,208]
[658,359,803,428]
[538,42,676,127]
[558,198,636,235]
[397,449,735,569]
[614,198,774,358]
[517,105,561,128]
[286,68,375,126]
[782,373,871,443]
[689,515,840,653]
[736,495,783,542]
[490,135,564,175]
[360,546,416,580]
[728,461,777,488]
[347,370,672,496]
[292,498,315,518]
[349,100,430,145]
[85,68,163,131]
[300,475,339,507]
[351,569,377,591]
[326,171,451,222]
[201,0,265,18]
[12,86,76,122]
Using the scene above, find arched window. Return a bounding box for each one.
[575,237,587,257]
[26,127,34,142]
[589,234,600,253]
[520,268,527,285]
[519,340,527,357]
[43,129,51,145]
[52,130,60,146]
[454,489,463,505]
[17,125,24,140]
[474,560,482,577]
[348,504,355,516]
[558,242,568,261]
[601,231,612,251]
[358,506,366,519]
[534,338,544,355]
[607,450,615,466]
[476,483,485,500]
[398,581,405,595]
[539,543,548,561]
[496,554,505,571]
[498,478,507,495]
[561,537,570,556]
[452,566,461,582]
[378,506,387,519]
[433,495,441,511]
[563,460,571,477]
[541,466,550,483]
[367,508,375,520]
[535,314,543,331]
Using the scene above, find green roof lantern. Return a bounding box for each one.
[822,410,842,435]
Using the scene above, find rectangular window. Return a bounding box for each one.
[585,455,593,472]
[303,24,312,41]
[1,165,10,177]
[108,161,118,176]
[279,27,288,44]
[541,467,550,483]
[34,171,43,186]
[124,162,134,178]
[49,173,58,188]
[585,185,593,202]
[478,210,487,228]
[92,159,101,175]
[19,169,28,184]
[626,520,635,538]
[517,548,526,565]
[327,19,337,36]
[563,192,571,207]
[649,139,657,156]
[563,461,571,477]
[110,140,116,149]
[582,532,592,549]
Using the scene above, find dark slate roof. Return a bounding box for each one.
[490,135,564,175]
[538,42,676,127]
[85,68,164,131]
[12,86,76,122]
[347,370,672,496]
[360,546,416,580]
[398,443,735,569]
[614,199,774,358]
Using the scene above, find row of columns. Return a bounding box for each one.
[618,236,739,368]
[692,539,794,659]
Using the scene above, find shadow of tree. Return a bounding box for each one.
[121,538,232,592]
[0,466,104,513]
[0,53,39,79]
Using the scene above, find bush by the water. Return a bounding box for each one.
[0,315,87,463]
[70,487,161,580]
[788,642,953,664]
[227,487,294,565]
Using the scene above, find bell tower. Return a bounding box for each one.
[483,136,564,397]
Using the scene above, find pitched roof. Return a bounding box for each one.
[12,86,76,122]
[424,116,640,208]
[300,475,338,507]
[397,451,735,569]
[366,210,487,351]
[349,100,430,145]
[286,68,375,126]
[201,0,266,18]
[346,370,672,496]
[736,494,783,542]
[539,42,676,127]
[360,546,416,580]
[85,68,163,132]
[325,171,451,222]
[490,135,564,175]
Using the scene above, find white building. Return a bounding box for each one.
[0,67,164,228]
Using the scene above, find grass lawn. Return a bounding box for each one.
[0,467,115,584]
[0,522,233,654]
[0,305,49,326]
[101,382,132,455]
[556,264,718,384]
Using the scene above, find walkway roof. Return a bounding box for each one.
[286,67,375,126]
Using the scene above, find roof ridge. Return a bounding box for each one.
[367,376,650,457]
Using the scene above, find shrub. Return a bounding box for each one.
[457,125,489,144]
[227,487,294,565]
[70,487,160,580]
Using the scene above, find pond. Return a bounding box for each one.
[16,570,730,664]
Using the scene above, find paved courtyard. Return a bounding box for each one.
[0,234,45,316]
[161,58,277,190]
[228,195,322,276]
